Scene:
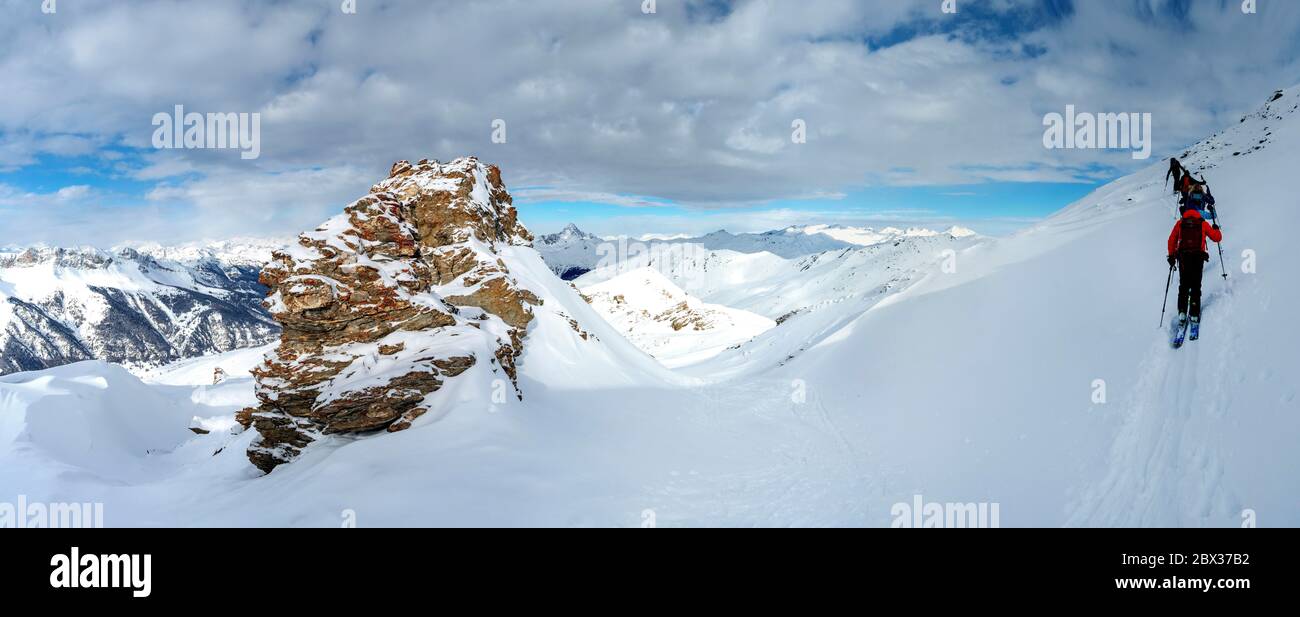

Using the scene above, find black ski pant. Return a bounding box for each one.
[1176,252,1206,319]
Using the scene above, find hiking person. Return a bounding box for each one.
[1179,183,1217,220]
[1166,158,1185,193]
[1177,171,1197,197]
[1166,207,1223,342]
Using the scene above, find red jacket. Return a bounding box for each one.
[1168,209,1223,255]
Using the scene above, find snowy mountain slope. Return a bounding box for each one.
[581,267,774,368]
[0,246,278,375]
[576,232,983,376]
[762,85,1300,526]
[139,342,273,387]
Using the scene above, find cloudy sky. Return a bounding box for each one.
[2,0,1298,245]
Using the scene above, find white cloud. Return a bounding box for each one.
[513,189,672,209]
[143,164,378,237]
[54,185,91,200]
[0,0,1298,245]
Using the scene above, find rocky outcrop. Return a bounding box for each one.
[245,157,538,473]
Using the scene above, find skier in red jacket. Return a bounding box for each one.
[1166,208,1223,327]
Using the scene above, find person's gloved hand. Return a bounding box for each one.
[1167,255,1176,267]
[1213,223,1221,230]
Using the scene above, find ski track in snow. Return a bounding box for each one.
[1068,227,1239,527]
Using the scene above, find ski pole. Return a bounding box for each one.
[1201,176,1229,280]
[1216,238,1228,279]
[1160,262,1175,328]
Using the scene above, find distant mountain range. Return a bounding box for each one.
[0,241,281,375]
[1,222,980,375]
[535,222,979,280]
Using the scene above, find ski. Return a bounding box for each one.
[1171,319,1189,349]
[1189,319,1200,341]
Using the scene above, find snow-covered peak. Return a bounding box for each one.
[0,245,115,269]
[534,223,606,280]
[1179,85,1300,172]
[125,237,287,267]
[242,157,674,472]
[537,222,601,246]
[370,156,533,247]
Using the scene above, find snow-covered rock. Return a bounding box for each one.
[242,157,671,473]
[243,157,542,471]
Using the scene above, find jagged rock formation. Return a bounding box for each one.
[245,157,539,473]
[0,246,278,375]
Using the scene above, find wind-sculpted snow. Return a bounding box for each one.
[0,362,198,484]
